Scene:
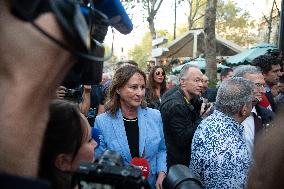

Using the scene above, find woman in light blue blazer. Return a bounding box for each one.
[94,65,167,189]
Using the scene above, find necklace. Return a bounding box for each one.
[123,116,138,122]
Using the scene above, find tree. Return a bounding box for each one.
[204,0,217,81]
[128,32,152,70]
[122,0,164,39]
[179,0,257,47]
[216,0,257,47]
[128,30,173,70]
[184,0,206,30]
[104,45,118,65]
[262,0,280,44]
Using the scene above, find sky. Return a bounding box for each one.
[104,0,279,59]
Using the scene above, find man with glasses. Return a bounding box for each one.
[166,75,179,90]
[252,54,282,112]
[160,65,205,170]
[233,65,274,156]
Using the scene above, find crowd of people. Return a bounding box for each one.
[1,0,284,189]
[52,51,283,189]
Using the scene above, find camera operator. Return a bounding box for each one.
[55,85,92,116]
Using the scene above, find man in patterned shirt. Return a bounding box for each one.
[190,77,254,189]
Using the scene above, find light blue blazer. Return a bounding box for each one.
[94,107,167,188]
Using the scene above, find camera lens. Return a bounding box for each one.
[98,150,124,167]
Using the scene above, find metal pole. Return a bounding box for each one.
[278,0,284,51]
[174,0,177,40]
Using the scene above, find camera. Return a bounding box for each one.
[163,165,202,189]
[64,88,82,103]
[73,150,151,189]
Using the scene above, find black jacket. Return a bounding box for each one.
[265,91,277,112]
[160,87,201,170]
[255,104,275,126]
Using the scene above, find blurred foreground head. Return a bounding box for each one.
[247,104,284,189]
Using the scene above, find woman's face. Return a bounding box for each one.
[70,114,97,170]
[153,68,165,84]
[118,72,145,110]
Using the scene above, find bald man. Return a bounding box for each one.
[160,65,204,169]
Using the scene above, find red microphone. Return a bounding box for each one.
[130,157,150,178]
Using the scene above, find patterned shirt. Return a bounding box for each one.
[190,110,251,189]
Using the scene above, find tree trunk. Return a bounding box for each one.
[147,16,157,39]
[174,0,177,39]
[267,0,276,43]
[204,0,217,82]
[188,17,193,30]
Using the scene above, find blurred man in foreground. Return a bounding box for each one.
[0,0,102,187]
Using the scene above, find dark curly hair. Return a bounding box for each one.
[251,54,282,74]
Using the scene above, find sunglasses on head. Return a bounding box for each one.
[155,71,165,76]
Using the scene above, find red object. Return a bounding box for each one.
[259,93,271,109]
[130,157,150,178]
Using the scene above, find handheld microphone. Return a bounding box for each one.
[130,157,150,179]
[91,127,101,147]
[93,0,133,34]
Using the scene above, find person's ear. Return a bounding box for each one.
[54,154,73,171]
[262,73,268,79]
[179,79,185,87]
[116,89,120,94]
[240,104,249,117]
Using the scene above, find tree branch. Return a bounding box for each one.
[262,14,269,23]
[273,0,280,17]
[153,0,164,16]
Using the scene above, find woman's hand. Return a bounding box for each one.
[200,102,213,118]
[156,171,167,189]
[55,86,66,99]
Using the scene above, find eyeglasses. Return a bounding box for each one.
[254,83,265,89]
[155,71,165,76]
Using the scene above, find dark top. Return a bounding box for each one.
[123,117,139,158]
[160,87,202,169]
[90,84,105,107]
[203,88,218,102]
[0,173,50,189]
[255,104,275,125]
[265,90,277,112]
[87,84,105,126]
[145,88,164,110]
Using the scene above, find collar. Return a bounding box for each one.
[178,86,190,104]
[265,84,271,92]
[251,106,257,115]
[177,86,195,111]
[213,110,244,131]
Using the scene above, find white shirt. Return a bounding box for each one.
[242,107,257,156]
